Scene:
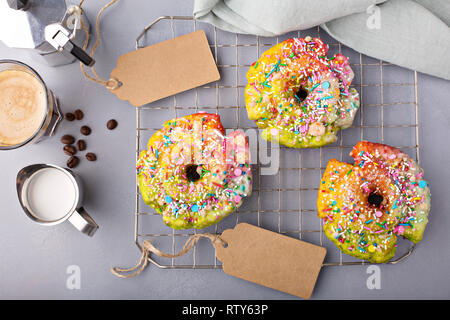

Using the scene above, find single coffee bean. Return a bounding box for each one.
[67,156,79,168]
[80,125,91,136]
[74,109,84,120]
[63,145,76,156]
[61,134,75,145]
[65,112,75,121]
[77,139,86,151]
[107,119,118,130]
[86,152,97,161]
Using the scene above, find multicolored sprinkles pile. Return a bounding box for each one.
[244,37,359,148]
[317,141,430,263]
[137,113,252,229]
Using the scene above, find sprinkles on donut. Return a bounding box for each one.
[245,37,359,148]
[317,141,430,263]
[137,113,252,229]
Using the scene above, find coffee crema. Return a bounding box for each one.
[0,69,47,146]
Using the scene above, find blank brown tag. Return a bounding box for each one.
[215,223,326,299]
[109,30,220,107]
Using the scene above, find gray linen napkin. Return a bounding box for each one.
[194,0,450,80]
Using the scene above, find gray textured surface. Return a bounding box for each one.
[0,0,449,299]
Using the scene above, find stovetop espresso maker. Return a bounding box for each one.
[0,0,94,67]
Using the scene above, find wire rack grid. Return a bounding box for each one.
[134,16,420,268]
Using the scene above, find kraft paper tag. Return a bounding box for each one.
[109,30,220,107]
[215,223,327,299]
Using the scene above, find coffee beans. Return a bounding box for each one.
[60,107,117,169]
[63,145,76,156]
[61,135,75,145]
[65,109,83,122]
[80,125,91,136]
[65,113,75,121]
[74,109,84,120]
[67,156,79,168]
[77,139,86,151]
[86,152,97,161]
[107,119,118,130]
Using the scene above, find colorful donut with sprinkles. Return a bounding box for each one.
[317,141,431,263]
[245,37,359,148]
[137,113,252,229]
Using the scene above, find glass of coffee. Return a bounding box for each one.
[0,60,62,150]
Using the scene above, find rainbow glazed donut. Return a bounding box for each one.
[245,37,359,148]
[317,141,431,263]
[137,113,252,229]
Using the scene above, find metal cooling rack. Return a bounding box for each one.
[134,16,420,268]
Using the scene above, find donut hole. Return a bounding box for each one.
[186,164,201,182]
[294,87,309,103]
[368,192,384,207]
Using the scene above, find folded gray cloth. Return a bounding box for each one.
[194,0,450,80]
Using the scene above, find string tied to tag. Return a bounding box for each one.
[78,0,121,91]
[111,233,227,279]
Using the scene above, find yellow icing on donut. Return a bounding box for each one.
[137,113,252,229]
[245,37,359,148]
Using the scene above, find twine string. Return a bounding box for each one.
[111,233,227,279]
[75,1,227,279]
[78,0,120,90]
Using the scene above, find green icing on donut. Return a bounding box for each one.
[137,113,252,230]
[245,37,360,149]
[318,141,431,263]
